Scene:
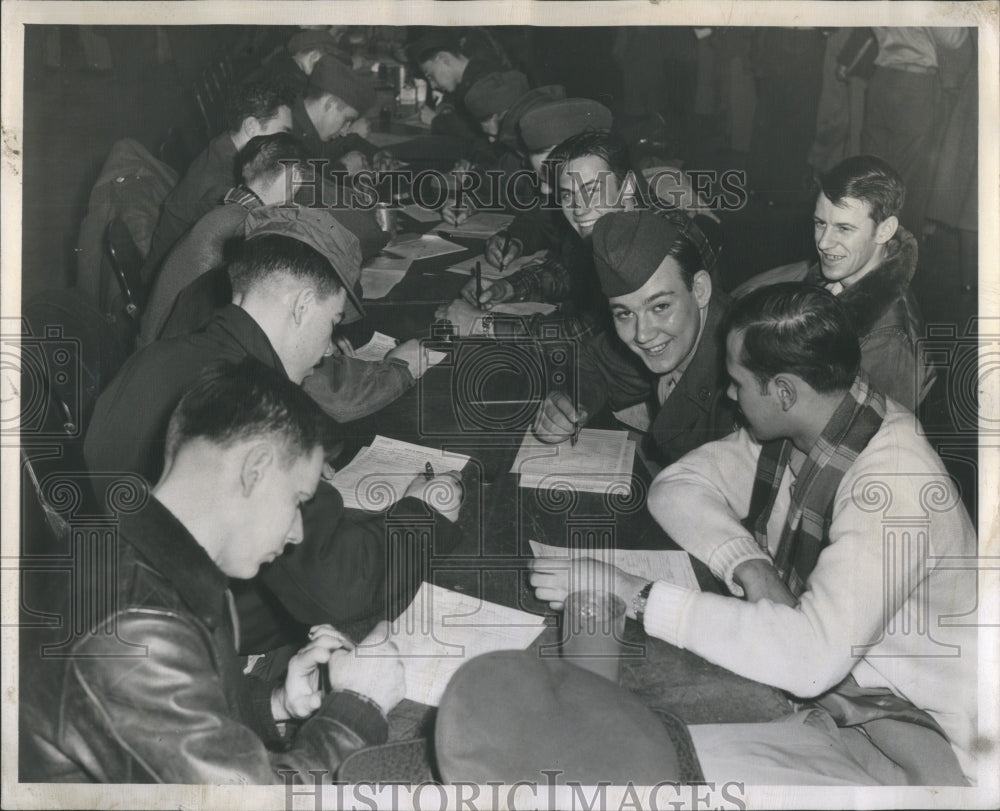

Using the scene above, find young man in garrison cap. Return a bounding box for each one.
[533,210,737,469]
[85,206,463,654]
[292,54,378,177]
[733,155,932,411]
[440,72,565,228]
[23,361,406,784]
[531,285,977,785]
[407,30,499,141]
[144,81,294,275]
[474,97,614,269]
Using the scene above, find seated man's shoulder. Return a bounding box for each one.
[730,260,813,298]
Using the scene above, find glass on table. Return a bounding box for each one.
[560,589,626,683]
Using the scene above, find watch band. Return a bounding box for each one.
[632,581,653,626]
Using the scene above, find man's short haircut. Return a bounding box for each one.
[237,132,307,187]
[548,130,632,188]
[228,233,344,299]
[819,155,905,224]
[163,359,331,468]
[225,82,292,134]
[417,44,463,65]
[724,283,861,394]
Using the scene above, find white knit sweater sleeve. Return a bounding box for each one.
[647,428,772,596]
[643,420,968,699]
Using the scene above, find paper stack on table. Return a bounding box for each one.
[442,249,548,281]
[490,301,557,317]
[528,540,700,591]
[383,233,465,261]
[512,428,635,495]
[353,331,448,369]
[436,212,515,239]
[361,256,411,300]
[329,436,470,511]
[361,582,546,706]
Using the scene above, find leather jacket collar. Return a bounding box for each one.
[121,496,229,630]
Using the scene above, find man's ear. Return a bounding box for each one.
[875,215,899,245]
[773,375,797,411]
[240,442,275,497]
[242,116,261,139]
[291,287,316,326]
[691,269,712,309]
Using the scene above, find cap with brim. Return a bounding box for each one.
[308,55,375,115]
[464,71,531,121]
[593,211,688,299]
[406,32,460,66]
[244,205,365,324]
[434,650,702,785]
[520,98,614,152]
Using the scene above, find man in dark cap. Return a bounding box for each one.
[292,54,378,177]
[533,210,737,469]
[473,97,614,268]
[407,30,498,141]
[248,27,353,100]
[86,206,463,653]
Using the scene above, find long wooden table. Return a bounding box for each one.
[339,214,792,744]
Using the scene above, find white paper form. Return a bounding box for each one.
[361,256,411,300]
[383,233,465,261]
[365,582,546,706]
[442,249,548,281]
[329,436,470,511]
[511,428,635,495]
[435,211,514,238]
[353,331,398,362]
[528,540,700,592]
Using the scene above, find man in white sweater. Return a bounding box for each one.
[530,283,978,785]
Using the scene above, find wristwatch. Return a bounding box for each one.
[632,581,653,626]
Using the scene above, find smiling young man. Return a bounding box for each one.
[530,284,977,785]
[25,362,406,783]
[85,206,463,651]
[533,210,736,468]
[734,155,931,410]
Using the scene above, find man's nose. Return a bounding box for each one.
[285,509,305,547]
[816,226,834,250]
[634,312,656,345]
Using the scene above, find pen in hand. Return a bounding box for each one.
[499,233,511,272]
[474,261,483,305]
[570,421,580,447]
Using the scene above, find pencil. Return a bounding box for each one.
[499,233,512,272]
[475,261,482,304]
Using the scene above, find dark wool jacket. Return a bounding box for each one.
[733,227,931,411]
[20,497,387,784]
[576,289,740,468]
[84,305,459,652]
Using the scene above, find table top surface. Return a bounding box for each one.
[341,211,791,741]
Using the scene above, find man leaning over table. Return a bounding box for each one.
[437,132,721,346]
[530,284,977,785]
[23,362,405,783]
[533,210,737,469]
[85,206,463,654]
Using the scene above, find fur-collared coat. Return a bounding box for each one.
[732,227,932,411]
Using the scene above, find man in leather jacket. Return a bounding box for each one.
[22,362,408,783]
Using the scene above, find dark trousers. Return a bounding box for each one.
[862,67,942,234]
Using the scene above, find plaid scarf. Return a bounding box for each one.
[744,373,886,597]
[743,375,953,745]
